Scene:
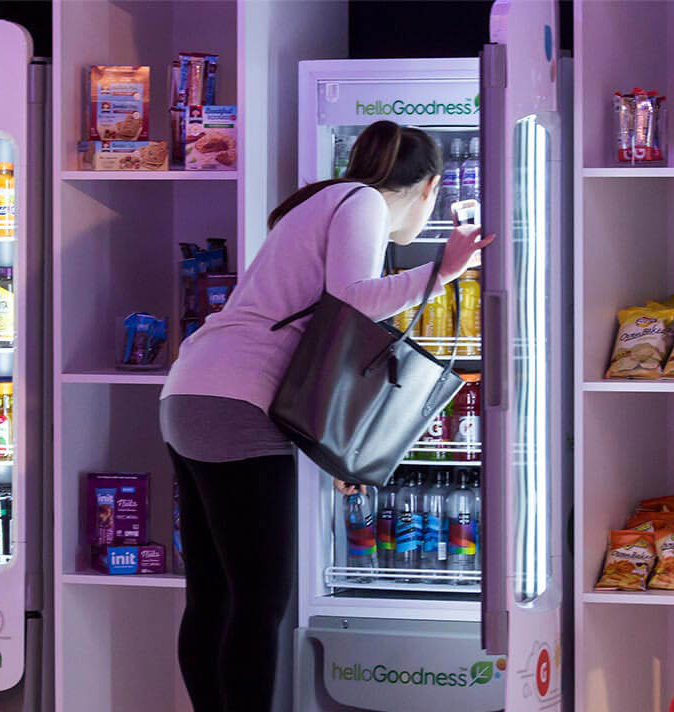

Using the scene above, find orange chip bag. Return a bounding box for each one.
[626,511,674,529]
[595,529,656,591]
[648,526,674,589]
[630,520,655,533]
[640,496,674,512]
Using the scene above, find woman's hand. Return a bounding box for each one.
[439,215,495,282]
[334,479,367,496]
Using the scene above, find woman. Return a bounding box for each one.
[160,120,494,712]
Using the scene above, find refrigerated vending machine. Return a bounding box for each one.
[0,20,50,708]
[294,1,573,710]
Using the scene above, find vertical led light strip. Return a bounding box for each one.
[513,116,550,603]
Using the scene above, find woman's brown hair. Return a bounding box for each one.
[267,120,442,230]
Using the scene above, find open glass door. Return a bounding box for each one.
[482,1,565,710]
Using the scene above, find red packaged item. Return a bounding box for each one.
[448,373,481,461]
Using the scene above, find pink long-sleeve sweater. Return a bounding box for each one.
[160,182,445,413]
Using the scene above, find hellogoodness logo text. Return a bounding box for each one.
[355,96,479,117]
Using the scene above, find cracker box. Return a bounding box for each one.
[87,66,150,140]
[78,141,168,171]
[185,105,237,171]
[92,542,166,575]
[87,473,149,546]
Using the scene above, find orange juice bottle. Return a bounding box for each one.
[0,163,14,241]
[458,269,481,356]
[445,282,456,345]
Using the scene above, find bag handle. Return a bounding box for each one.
[271,185,368,332]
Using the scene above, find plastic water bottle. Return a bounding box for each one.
[440,471,452,561]
[435,138,463,221]
[422,471,447,578]
[471,470,482,572]
[376,476,398,569]
[394,473,423,575]
[446,469,477,580]
[460,137,480,202]
[344,489,378,577]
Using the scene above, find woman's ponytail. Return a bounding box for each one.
[268,120,441,230]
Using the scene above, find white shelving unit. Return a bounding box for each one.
[575,2,674,710]
[52,2,348,711]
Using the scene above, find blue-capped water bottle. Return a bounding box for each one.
[344,488,378,579]
[394,473,423,576]
[422,470,447,581]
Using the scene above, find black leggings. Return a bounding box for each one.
[168,447,296,712]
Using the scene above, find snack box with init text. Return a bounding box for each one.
[87,473,149,546]
[92,542,166,575]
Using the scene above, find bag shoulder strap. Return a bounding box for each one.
[271,184,368,331]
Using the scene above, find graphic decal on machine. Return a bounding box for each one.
[514,639,561,708]
[330,657,506,688]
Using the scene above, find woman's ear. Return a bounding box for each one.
[423,175,441,200]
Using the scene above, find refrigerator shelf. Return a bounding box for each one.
[399,459,482,467]
[584,591,674,605]
[409,439,482,456]
[61,170,239,181]
[325,566,481,594]
[61,369,169,385]
[62,572,186,588]
[414,336,481,359]
[583,380,674,393]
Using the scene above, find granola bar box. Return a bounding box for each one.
[86,66,150,141]
[87,473,149,546]
[78,141,168,171]
[185,105,237,171]
[91,542,165,575]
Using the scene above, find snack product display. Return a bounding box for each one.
[614,88,666,164]
[78,140,168,171]
[185,105,237,171]
[605,306,674,379]
[87,66,150,141]
[595,529,656,591]
[648,526,674,589]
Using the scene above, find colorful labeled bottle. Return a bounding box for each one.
[344,490,378,574]
[376,477,398,568]
[457,268,481,356]
[0,266,14,346]
[0,161,15,241]
[446,469,476,579]
[0,382,13,461]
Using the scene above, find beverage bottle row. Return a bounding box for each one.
[342,468,481,581]
[391,268,481,358]
[432,136,480,222]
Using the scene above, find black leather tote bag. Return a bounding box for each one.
[268,186,465,488]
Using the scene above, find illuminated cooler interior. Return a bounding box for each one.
[0,136,16,567]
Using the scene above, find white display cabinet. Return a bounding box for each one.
[575,2,674,711]
[52,1,348,711]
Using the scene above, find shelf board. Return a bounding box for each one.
[584,591,674,605]
[62,572,185,588]
[61,170,238,182]
[583,167,674,178]
[62,369,168,385]
[583,380,674,393]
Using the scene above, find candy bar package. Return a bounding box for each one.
[185,105,237,171]
[87,473,149,546]
[173,480,184,575]
[178,53,219,106]
[78,140,168,171]
[119,313,168,368]
[92,542,165,575]
[87,66,150,141]
[614,88,667,164]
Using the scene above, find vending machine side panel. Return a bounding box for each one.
[0,18,32,693]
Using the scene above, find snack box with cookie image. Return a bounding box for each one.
[185,105,237,171]
[87,65,150,141]
[78,140,169,171]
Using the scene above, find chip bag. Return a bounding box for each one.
[627,511,674,530]
[640,496,674,512]
[630,520,656,533]
[606,306,674,379]
[595,529,656,591]
[648,526,674,589]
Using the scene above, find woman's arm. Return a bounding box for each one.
[325,188,493,323]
